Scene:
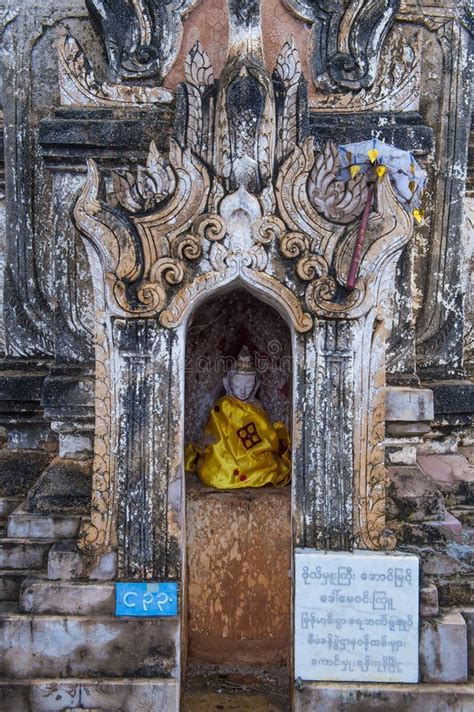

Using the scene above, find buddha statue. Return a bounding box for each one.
[185,346,291,489]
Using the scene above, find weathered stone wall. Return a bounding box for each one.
[0,0,472,708]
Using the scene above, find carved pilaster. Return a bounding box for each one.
[1,6,59,357]
[114,319,172,579]
[294,321,354,551]
[401,5,474,379]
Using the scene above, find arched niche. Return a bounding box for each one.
[185,287,292,444]
[184,287,293,688]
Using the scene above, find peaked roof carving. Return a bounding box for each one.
[73,0,413,331]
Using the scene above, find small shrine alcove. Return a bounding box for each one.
[68,0,418,705]
[184,288,292,688]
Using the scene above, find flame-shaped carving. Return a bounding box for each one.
[111,142,177,213]
[307,142,368,224]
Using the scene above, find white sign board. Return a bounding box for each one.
[294,549,419,683]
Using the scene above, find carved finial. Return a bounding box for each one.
[282,0,400,92]
[185,41,215,89]
[275,36,302,88]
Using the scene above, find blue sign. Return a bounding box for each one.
[115,582,178,617]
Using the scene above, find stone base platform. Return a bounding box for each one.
[0,678,179,712]
[294,681,474,711]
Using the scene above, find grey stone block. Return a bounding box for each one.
[0,610,179,679]
[0,678,179,711]
[0,570,32,601]
[0,539,52,570]
[26,458,92,514]
[420,583,439,618]
[420,611,468,683]
[20,579,115,615]
[47,540,117,580]
[0,451,51,497]
[385,387,434,422]
[7,504,82,540]
[387,466,445,523]
[0,496,22,517]
[461,607,474,674]
[294,681,474,711]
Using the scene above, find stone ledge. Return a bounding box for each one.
[0,678,179,712]
[20,578,115,615]
[8,503,83,539]
[0,611,179,679]
[294,681,474,712]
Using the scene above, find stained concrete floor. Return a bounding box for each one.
[181,689,289,711]
[182,675,290,711]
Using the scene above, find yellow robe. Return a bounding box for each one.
[185,395,291,489]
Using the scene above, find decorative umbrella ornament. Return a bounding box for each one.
[337,138,427,290]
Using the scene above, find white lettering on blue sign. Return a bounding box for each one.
[115,582,178,617]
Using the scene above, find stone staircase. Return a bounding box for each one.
[0,495,180,712]
[0,491,473,711]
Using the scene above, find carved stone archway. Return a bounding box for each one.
[73,0,413,580]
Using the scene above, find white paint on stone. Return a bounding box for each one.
[420,612,468,683]
[294,549,419,683]
[385,387,434,422]
[387,445,418,465]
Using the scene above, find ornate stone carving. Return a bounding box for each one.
[74,0,414,574]
[283,0,400,93]
[310,24,421,113]
[85,0,199,82]
[57,29,173,107]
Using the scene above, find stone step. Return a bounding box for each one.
[0,606,179,679]
[20,578,115,615]
[7,503,83,540]
[295,681,474,711]
[0,496,23,518]
[0,539,53,570]
[0,570,41,602]
[47,540,116,580]
[0,678,179,711]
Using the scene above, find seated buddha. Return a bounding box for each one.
[185,346,291,489]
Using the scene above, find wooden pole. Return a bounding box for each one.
[346,183,375,290]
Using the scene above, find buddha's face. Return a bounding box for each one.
[226,372,257,401]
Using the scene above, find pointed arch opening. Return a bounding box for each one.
[183,286,293,701]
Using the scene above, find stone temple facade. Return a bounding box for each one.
[0,0,473,710]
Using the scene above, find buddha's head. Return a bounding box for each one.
[224,346,260,401]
